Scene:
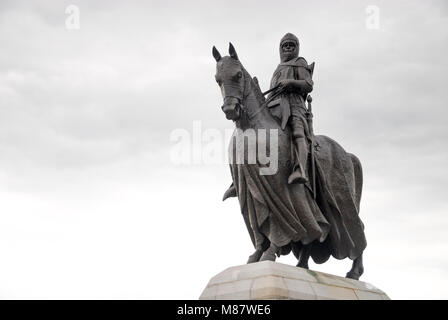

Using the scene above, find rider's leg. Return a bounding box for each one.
[288,116,309,184]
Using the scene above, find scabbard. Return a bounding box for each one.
[310,139,316,199]
[306,112,316,199]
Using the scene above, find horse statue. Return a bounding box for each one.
[213,43,367,280]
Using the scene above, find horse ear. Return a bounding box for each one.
[212,46,222,62]
[228,42,239,60]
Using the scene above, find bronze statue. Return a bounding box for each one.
[213,34,367,280]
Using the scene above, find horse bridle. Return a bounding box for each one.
[222,68,283,120]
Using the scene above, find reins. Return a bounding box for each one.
[244,83,283,120]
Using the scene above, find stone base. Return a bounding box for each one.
[200,261,390,300]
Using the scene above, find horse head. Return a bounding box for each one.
[212,43,250,121]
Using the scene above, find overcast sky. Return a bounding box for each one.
[0,0,447,299]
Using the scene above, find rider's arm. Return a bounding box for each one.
[287,78,313,93]
[279,67,314,94]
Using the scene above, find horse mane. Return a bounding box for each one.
[251,77,266,105]
[241,66,266,106]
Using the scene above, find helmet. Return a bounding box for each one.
[279,33,299,62]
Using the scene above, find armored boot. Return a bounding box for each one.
[288,137,309,184]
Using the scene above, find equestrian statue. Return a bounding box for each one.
[213,33,366,280]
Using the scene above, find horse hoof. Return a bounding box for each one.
[247,249,263,264]
[259,251,276,262]
[346,271,361,280]
[296,263,309,269]
[346,265,364,280]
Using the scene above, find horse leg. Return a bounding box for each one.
[346,254,364,280]
[247,247,264,264]
[296,244,312,269]
[247,239,270,264]
[259,242,279,262]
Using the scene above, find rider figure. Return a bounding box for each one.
[268,33,314,184]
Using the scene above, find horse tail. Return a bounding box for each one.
[348,153,363,214]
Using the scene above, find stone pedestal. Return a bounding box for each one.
[200,261,390,300]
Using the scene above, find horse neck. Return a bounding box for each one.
[235,76,267,129]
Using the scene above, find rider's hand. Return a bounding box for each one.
[278,79,296,92]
